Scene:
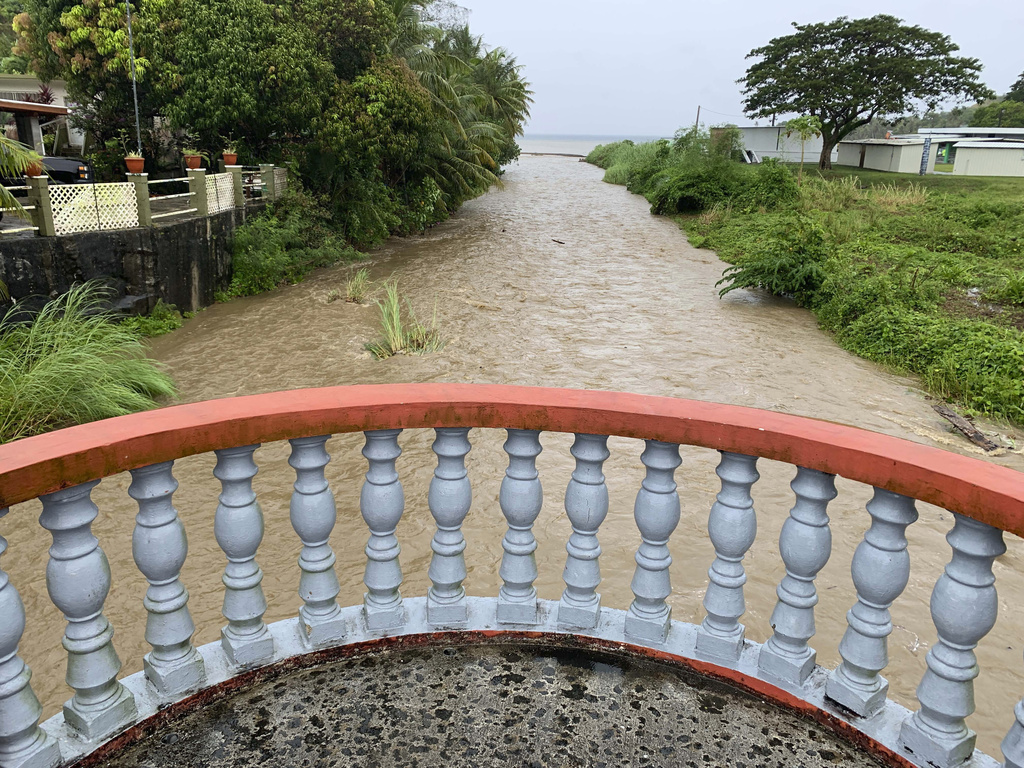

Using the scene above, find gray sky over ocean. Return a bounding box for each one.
[460,0,1024,136]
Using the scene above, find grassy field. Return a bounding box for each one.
[587,140,1024,426]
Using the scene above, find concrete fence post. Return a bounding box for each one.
[227,165,244,208]
[186,168,207,218]
[25,176,54,237]
[260,164,275,201]
[129,173,152,227]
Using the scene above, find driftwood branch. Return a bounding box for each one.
[932,404,1001,452]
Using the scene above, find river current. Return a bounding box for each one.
[6,155,1024,756]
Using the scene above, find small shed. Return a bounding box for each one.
[836,138,935,174]
[733,125,837,163]
[951,141,1024,177]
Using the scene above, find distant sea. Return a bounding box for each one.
[519,133,668,157]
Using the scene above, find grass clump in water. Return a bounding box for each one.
[0,283,177,443]
[345,267,373,303]
[121,300,184,337]
[365,281,444,359]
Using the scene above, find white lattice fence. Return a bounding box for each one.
[274,168,287,199]
[50,183,139,236]
[205,172,235,214]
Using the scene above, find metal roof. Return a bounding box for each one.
[954,141,1024,149]
[919,127,1024,137]
[0,98,69,116]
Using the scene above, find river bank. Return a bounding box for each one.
[586,139,1024,430]
[5,155,1024,756]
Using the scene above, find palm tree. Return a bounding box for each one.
[0,134,41,300]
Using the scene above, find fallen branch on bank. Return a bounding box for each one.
[932,403,1002,452]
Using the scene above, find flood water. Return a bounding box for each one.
[5,155,1024,757]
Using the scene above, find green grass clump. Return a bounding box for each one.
[345,267,373,303]
[0,283,176,443]
[365,281,444,359]
[121,300,184,337]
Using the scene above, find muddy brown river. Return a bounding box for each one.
[5,155,1024,757]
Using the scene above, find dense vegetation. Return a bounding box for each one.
[11,0,531,249]
[0,283,175,443]
[588,137,1024,425]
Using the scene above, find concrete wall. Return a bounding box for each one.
[953,147,1024,177]
[0,204,263,314]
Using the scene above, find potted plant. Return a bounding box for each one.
[182,148,205,169]
[222,145,238,166]
[125,152,144,174]
[24,160,43,177]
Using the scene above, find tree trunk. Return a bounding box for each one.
[818,137,836,170]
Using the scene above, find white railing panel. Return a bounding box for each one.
[205,172,235,215]
[50,182,139,235]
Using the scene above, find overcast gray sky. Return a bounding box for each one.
[459,0,1023,136]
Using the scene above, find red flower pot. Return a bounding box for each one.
[223,152,238,166]
[184,154,202,170]
[25,162,43,177]
[125,156,145,174]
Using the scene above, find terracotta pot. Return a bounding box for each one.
[25,162,43,177]
[184,154,202,170]
[125,156,145,174]
[223,152,238,166]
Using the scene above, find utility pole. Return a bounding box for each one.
[694,105,701,133]
[125,1,143,156]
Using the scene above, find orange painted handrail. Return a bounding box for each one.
[1,384,1022,536]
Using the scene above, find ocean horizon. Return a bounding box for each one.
[519,133,670,156]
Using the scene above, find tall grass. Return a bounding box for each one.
[0,283,176,443]
[365,281,444,359]
[346,267,372,303]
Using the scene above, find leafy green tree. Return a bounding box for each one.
[1007,71,1024,102]
[0,0,28,72]
[969,101,1024,128]
[740,15,993,168]
[784,115,821,184]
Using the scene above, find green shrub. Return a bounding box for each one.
[717,215,831,305]
[228,187,363,297]
[738,159,800,210]
[121,300,184,337]
[365,281,444,359]
[647,162,744,215]
[0,283,176,443]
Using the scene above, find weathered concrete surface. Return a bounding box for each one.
[95,643,886,768]
[0,203,263,313]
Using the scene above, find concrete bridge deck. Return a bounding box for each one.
[84,640,885,768]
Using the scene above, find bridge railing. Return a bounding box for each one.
[0,384,1022,768]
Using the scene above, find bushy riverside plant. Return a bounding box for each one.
[345,268,373,303]
[365,281,444,359]
[0,284,176,443]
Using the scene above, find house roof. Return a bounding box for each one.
[954,141,1024,149]
[839,138,925,146]
[919,127,1024,137]
[0,98,69,116]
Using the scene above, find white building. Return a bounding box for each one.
[949,141,1024,177]
[836,137,937,174]
[733,125,837,163]
[0,73,84,153]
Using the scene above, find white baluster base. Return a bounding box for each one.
[825,667,888,718]
[497,592,538,625]
[62,684,136,742]
[220,628,274,669]
[557,597,601,630]
[758,640,816,687]
[900,712,975,768]
[299,610,348,649]
[427,597,468,627]
[695,624,744,662]
[363,600,406,632]
[143,648,206,697]
[624,610,671,645]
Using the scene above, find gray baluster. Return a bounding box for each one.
[826,488,918,717]
[899,514,1005,768]
[758,467,835,686]
[214,445,274,667]
[360,429,406,631]
[427,428,472,626]
[0,508,61,768]
[497,429,543,625]
[38,482,137,741]
[625,440,682,644]
[696,452,759,661]
[129,462,206,697]
[289,436,345,647]
[1002,699,1024,768]
[558,433,610,629]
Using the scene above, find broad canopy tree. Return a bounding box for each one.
[740,15,993,168]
